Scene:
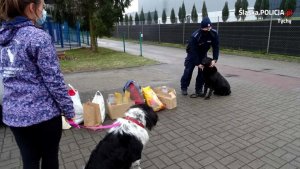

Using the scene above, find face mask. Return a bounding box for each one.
[36,9,47,26]
[201,30,209,36]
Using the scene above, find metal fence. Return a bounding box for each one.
[0,18,90,50]
[43,18,90,49]
[113,15,300,56]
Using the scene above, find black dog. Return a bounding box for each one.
[201,57,231,99]
[85,104,158,169]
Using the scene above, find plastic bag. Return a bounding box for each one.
[142,86,164,112]
[92,91,106,123]
[62,116,72,130]
[68,84,83,124]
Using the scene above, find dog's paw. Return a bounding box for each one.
[204,97,211,100]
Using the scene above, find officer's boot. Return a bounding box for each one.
[181,89,188,96]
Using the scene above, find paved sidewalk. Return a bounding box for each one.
[0,40,300,169]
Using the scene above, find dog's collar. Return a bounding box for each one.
[124,116,145,128]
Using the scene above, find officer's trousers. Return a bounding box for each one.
[180,61,204,92]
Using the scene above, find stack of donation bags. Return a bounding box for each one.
[62,80,177,129]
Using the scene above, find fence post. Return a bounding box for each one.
[128,22,130,39]
[59,23,64,48]
[267,15,273,54]
[183,20,185,45]
[123,33,126,53]
[158,20,161,43]
[139,32,143,56]
[217,16,220,33]
[68,24,72,50]
[76,22,81,47]
[64,22,69,41]
[116,23,119,38]
[46,18,54,42]
[82,31,84,44]
[56,23,60,45]
[87,31,90,46]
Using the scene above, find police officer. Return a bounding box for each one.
[180,17,219,97]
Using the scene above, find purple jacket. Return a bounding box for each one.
[0,17,74,127]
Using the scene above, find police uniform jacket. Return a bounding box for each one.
[185,28,219,66]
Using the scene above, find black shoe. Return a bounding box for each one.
[190,91,203,98]
[181,89,188,95]
[197,90,205,96]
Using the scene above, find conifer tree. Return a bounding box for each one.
[147,11,152,24]
[222,1,229,22]
[202,1,208,18]
[235,0,242,21]
[162,9,167,24]
[154,9,158,24]
[170,8,176,24]
[191,4,198,23]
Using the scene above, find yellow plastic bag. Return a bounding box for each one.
[142,86,164,112]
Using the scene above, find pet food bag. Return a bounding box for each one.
[68,84,84,124]
[83,101,101,127]
[123,80,145,104]
[142,86,164,112]
[92,91,106,123]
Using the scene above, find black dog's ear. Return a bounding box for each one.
[138,104,158,130]
[131,104,158,130]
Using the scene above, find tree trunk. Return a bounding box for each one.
[89,11,98,52]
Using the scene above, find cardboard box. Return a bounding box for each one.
[107,100,135,120]
[154,87,177,109]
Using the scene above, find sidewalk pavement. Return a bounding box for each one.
[0,40,300,169]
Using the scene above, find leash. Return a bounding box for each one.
[67,119,121,131]
[67,115,145,131]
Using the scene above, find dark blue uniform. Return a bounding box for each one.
[180,28,219,93]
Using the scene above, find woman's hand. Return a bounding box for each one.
[67,118,80,129]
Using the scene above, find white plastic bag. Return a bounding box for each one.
[92,91,105,123]
[62,116,72,130]
[68,84,83,124]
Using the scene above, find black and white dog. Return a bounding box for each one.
[85,104,158,169]
[201,57,231,99]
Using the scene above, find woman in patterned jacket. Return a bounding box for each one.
[0,0,74,169]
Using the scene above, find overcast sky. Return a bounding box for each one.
[125,0,138,13]
[124,0,256,15]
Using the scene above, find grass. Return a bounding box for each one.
[60,47,158,73]
[291,17,300,20]
[106,37,300,63]
[221,48,300,63]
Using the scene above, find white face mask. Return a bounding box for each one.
[36,9,47,26]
